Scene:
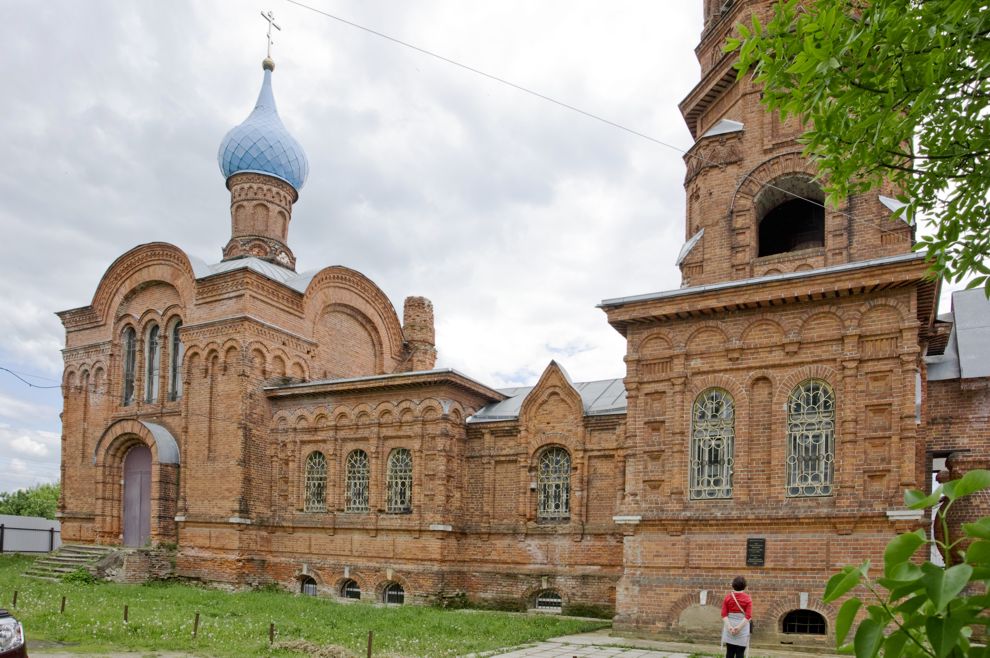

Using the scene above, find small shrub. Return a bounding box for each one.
[562,602,614,619]
[434,591,468,609]
[252,581,283,593]
[62,567,97,585]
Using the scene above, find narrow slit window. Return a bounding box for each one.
[122,327,136,406]
[145,324,161,402]
[168,319,183,401]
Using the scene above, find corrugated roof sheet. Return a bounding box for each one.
[468,377,626,423]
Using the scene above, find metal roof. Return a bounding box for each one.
[218,65,309,190]
[701,118,744,138]
[600,251,926,308]
[188,255,315,293]
[468,377,626,423]
[927,288,990,381]
[676,228,704,266]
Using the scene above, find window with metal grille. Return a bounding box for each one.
[345,450,370,512]
[782,609,827,635]
[300,576,317,596]
[534,590,562,611]
[383,582,404,605]
[304,451,327,512]
[386,448,413,513]
[786,379,835,497]
[168,319,183,401]
[690,388,734,499]
[122,327,136,406]
[537,447,571,521]
[340,579,361,600]
[145,324,161,402]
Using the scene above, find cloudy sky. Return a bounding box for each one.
[0,1,963,494]
[0,1,705,493]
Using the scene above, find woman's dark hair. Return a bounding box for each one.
[732,576,747,591]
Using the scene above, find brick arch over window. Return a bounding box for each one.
[302,266,406,373]
[90,242,196,325]
[92,418,180,546]
[764,598,835,637]
[729,152,825,266]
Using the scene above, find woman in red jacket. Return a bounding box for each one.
[721,575,752,658]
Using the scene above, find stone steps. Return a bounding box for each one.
[23,543,118,582]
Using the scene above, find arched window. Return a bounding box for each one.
[386,448,413,513]
[340,579,361,600]
[122,327,137,406]
[168,319,183,401]
[787,379,835,496]
[782,609,827,635]
[537,447,571,521]
[534,590,563,612]
[690,388,734,499]
[345,450,370,512]
[145,324,161,402]
[757,176,825,257]
[383,582,405,605]
[300,576,317,596]
[304,451,327,512]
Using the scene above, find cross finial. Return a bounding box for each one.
[261,10,281,59]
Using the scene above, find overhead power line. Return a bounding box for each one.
[282,0,902,234]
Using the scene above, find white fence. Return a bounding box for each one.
[0,514,61,553]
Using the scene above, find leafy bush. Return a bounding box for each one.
[561,602,614,619]
[0,482,60,519]
[62,567,97,585]
[824,469,990,657]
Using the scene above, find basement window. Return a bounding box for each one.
[383,582,405,605]
[300,576,317,596]
[782,609,827,635]
[340,579,361,600]
[534,590,563,612]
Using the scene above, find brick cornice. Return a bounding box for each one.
[264,369,506,404]
[602,254,932,334]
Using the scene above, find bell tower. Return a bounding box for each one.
[676,0,913,288]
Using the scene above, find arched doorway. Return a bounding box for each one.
[123,445,152,546]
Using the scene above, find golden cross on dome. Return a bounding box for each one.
[261,10,281,59]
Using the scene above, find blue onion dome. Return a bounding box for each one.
[218,58,309,191]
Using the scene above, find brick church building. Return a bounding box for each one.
[56,0,989,647]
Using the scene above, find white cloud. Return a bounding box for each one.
[10,434,50,457]
[0,1,703,487]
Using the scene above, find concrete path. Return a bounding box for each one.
[487,630,842,658]
[30,630,843,657]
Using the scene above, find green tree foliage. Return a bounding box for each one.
[729,0,990,292]
[0,481,60,519]
[822,469,990,657]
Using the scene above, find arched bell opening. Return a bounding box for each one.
[756,176,825,257]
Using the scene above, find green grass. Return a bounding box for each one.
[0,555,608,656]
